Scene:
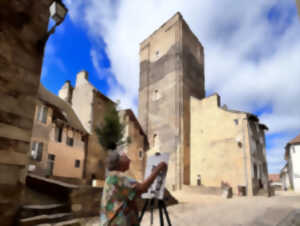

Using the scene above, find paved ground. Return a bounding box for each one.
[79,190,300,226]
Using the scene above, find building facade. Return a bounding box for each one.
[284,133,300,191]
[0,1,55,225]
[119,109,149,182]
[59,71,149,184]
[29,84,88,179]
[190,94,269,196]
[138,12,205,191]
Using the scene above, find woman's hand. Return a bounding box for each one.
[135,162,168,195]
[156,162,167,172]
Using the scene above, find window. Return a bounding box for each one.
[48,154,55,161]
[47,154,55,176]
[28,164,36,172]
[75,160,80,168]
[139,150,144,160]
[66,137,74,146]
[55,126,63,142]
[31,141,43,161]
[292,146,296,153]
[37,105,48,124]
[153,134,160,152]
[153,90,161,101]
[234,119,239,125]
[155,50,159,56]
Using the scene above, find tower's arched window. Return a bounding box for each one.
[153,89,161,101]
[153,134,160,152]
[139,149,144,160]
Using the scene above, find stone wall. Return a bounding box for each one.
[120,110,148,182]
[0,1,52,225]
[138,12,205,190]
[190,95,251,195]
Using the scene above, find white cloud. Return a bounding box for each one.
[65,0,300,173]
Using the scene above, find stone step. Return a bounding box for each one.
[20,203,71,219]
[19,213,74,226]
[36,219,81,226]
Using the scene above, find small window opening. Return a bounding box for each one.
[139,150,144,160]
[55,126,63,142]
[66,137,74,146]
[75,160,80,168]
[234,119,239,125]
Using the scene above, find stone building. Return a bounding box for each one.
[29,84,88,179]
[138,12,205,191]
[62,71,115,183]
[138,12,269,195]
[0,1,60,225]
[119,109,149,182]
[58,71,149,184]
[190,94,269,195]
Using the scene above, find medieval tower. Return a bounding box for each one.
[138,12,205,190]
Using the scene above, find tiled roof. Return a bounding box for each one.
[288,133,300,145]
[269,174,280,182]
[38,84,87,133]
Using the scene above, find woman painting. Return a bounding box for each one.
[100,151,167,226]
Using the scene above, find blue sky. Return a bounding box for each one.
[41,0,300,174]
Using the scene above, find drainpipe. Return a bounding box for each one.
[241,117,249,195]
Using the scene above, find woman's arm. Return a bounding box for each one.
[135,162,167,195]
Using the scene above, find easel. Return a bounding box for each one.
[139,152,172,225]
[139,198,172,226]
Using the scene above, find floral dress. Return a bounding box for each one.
[100,171,140,226]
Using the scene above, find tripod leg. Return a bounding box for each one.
[158,200,164,226]
[150,199,155,225]
[139,199,149,223]
[161,201,172,226]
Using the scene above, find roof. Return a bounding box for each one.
[285,133,300,159]
[288,133,300,145]
[38,84,87,133]
[269,174,280,182]
[140,12,203,49]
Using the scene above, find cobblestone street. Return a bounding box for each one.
[80,191,300,226]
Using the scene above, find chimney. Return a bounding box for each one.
[76,70,89,87]
[58,80,73,104]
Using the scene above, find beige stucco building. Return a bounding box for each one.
[138,12,269,195]
[190,94,269,195]
[29,84,88,179]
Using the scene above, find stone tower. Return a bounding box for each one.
[138,12,205,190]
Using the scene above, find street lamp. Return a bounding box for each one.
[49,0,68,26]
[36,0,68,52]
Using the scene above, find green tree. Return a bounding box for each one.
[95,102,129,151]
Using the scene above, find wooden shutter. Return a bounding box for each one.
[37,142,43,161]
[42,106,48,123]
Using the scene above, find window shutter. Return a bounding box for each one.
[31,142,37,159]
[42,106,48,123]
[37,106,42,121]
[37,142,43,161]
